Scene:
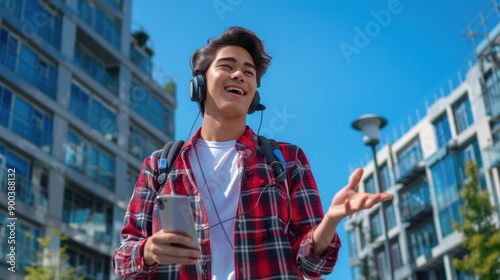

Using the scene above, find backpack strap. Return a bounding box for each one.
[157,140,185,185]
[258,135,286,182]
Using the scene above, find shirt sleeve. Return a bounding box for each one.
[112,155,159,279]
[282,144,341,278]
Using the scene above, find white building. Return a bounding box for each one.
[345,1,500,279]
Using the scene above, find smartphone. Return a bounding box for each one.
[156,195,200,250]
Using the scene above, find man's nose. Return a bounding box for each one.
[230,70,244,82]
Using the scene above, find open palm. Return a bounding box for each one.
[326,168,392,224]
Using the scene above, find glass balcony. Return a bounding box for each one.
[486,139,500,167]
[0,167,48,213]
[101,0,122,13]
[400,182,432,224]
[77,0,121,49]
[396,144,425,185]
[0,0,62,49]
[0,104,53,152]
[0,41,58,99]
[485,70,500,119]
[73,46,118,95]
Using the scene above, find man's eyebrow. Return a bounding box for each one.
[216,57,256,70]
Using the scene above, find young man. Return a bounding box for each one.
[112,26,391,279]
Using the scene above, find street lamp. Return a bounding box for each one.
[351,114,394,280]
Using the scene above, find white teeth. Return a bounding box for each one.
[226,87,245,95]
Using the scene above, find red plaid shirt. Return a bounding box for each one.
[112,127,341,279]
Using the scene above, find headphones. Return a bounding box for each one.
[189,72,265,114]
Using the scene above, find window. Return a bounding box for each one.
[409,222,438,260]
[0,144,49,211]
[1,0,62,48]
[12,97,53,151]
[347,230,358,257]
[63,187,113,245]
[70,83,117,142]
[364,174,376,194]
[65,240,111,280]
[453,95,474,134]
[0,28,58,98]
[433,114,452,148]
[390,241,403,269]
[375,250,387,279]
[385,203,397,229]
[77,0,121,49]
[455,139,483,186]
[65,131,116,190]
[397,138,423,179]
[129,124,162,160]
[129,125,160,158]
[431,155,460,237]
[73,45,118,94]
[130,82,174,139]
[370,211,382,240]
[400,178,431,222]
[0,212,40,271]
[484,70,500,117]
[358,223,366,248]
[379,163,391,192]
[0,84,13,127]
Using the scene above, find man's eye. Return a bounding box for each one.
[221,64,232,69]
[245,71,255,76]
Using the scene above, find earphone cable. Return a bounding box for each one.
[186,110,201,141]
[197,170,287,232]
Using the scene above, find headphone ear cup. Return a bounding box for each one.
[247,91,261,114]
[189,73,206,103]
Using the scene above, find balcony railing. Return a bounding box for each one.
[0,42,58,99]
[400,185,432,224]
[0,0,62,49]
[396,147,425,184]
[485,140,500,167]
[77,0,121,49]
[73,46,118,95]
[0,167,48,213]
[130,48,176,98]
[0,104,53,152]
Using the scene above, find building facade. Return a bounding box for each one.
[345,1,500,280]
[0,0,176,279]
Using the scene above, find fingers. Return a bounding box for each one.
[348,168,363,191]
[146,231,201,265]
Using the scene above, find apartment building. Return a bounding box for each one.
[0,0,176,279]
[345,1,500,280]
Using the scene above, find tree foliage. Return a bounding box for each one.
[360,255,382,280]
[452,161,500,279]
[24,228,85,280]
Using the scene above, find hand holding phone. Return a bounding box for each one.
[156,195,200,250]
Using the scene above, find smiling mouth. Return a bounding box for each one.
[225,87,245,96]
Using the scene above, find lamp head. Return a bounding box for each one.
[351,114,388,147]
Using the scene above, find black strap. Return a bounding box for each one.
[157,140,184,185]
[258,136,286,183]
[156,137,287,186]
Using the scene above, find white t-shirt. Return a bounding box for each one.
[190,139,242,280]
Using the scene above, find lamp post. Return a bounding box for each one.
[351,114,394,280]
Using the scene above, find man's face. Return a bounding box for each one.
[204,45,258,118]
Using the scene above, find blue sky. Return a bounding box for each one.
[132,1,490,278]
